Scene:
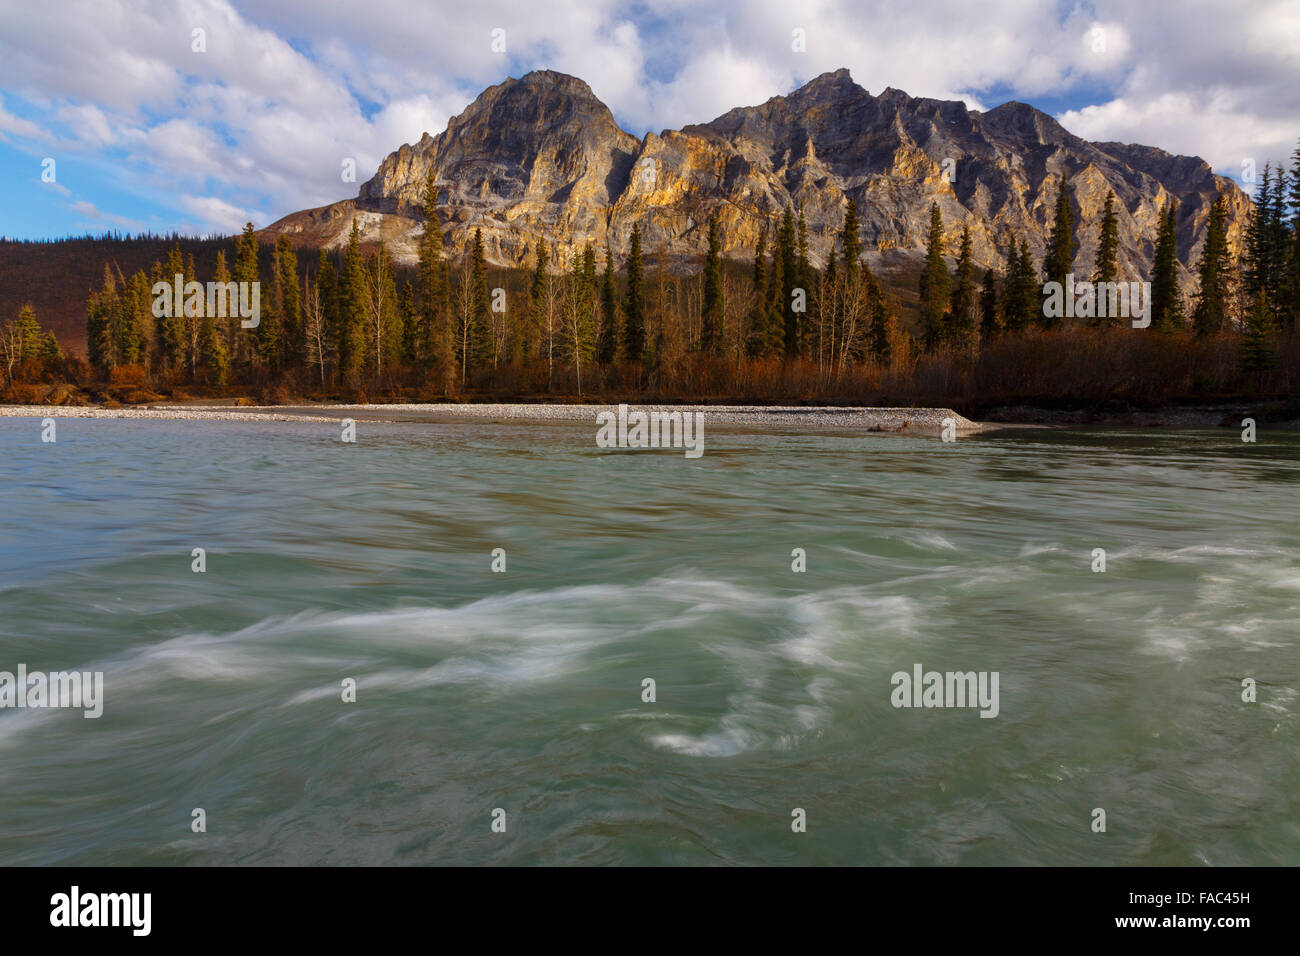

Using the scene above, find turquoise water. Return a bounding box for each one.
[1,416,1297,865]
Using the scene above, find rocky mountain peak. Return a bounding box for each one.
[265,68,1251,289]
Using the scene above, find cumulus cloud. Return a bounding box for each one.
[0,0,1295,234]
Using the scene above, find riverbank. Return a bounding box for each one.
[0,402,986,435]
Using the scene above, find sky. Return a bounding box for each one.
[1,0,1297,240]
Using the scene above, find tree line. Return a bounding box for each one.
[3,141,1299,404]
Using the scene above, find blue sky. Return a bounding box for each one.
[2,0,1297,240]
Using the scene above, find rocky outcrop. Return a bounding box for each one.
[261,68,1251,282]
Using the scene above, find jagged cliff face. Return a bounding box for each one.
[262,68,1250,283]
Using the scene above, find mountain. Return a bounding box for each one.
[261,69,1251,282]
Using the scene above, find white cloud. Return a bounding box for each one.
[0,0,1295,235]
[178,194,260,233]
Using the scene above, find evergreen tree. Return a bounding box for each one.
[597,241,618,363]
[338,219,368,381]
[528,240,550,362]
[14,304,40,359]
[756,225,786,358]
[316,248,339,380]
[700,213,723,353]
[1092,190,1121,328]
[979,266,1000,342]
[1001,236,1038,334]
[1042,173,1077,330]
[276,235,301,366]
[796,209,812,354]
[1289,140,1300,328]
[156,246,186,372]
[200,252,231,384]
[399,280,419,365]
[865,261,893,365]
[416,168,451,377]
[918,203,950,348]
[1241,288,1277,373]
[120,269,149,367]
[1093,190,1120,282]
[260,240,284,371]
[468,229,492,372]
[777,206,800,355]
[949,222,977,350]
[747,225,768,356]
[566,243,598,392]
[1150,201,1184,332]
[1244,164,1273,302]
[623,224,646,361]
[841,198,862,281]
[86,267,117,376]
[233,223,261,373]
[1192,195,1230,336]
[1243,163,1291,323]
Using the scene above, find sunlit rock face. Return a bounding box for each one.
[262,68,1250,281]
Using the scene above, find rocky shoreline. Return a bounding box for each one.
[0,403,985,435]
[3,401,1295,431]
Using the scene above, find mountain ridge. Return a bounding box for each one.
[261,68,1250,282]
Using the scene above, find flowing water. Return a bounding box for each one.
[1,416,1297,865]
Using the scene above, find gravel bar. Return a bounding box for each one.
[2,403,985,434]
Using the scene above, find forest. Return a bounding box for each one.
[4,148,1299,413]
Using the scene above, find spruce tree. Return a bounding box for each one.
[201,251,231,384]
[233,223,261,373]
[417,168,451,377]
[260,240,284,371]
[1093,190,1119,278]
[1150,202,1184,332]
[1001,236,1038,334]
[1244,164,1272,302]
[1192,195,1230,336]
[918,203,950,348]
[1241,288,1277,373]
[979,266,1000,342]
[157,246,186,372]
[338,219,368,381]
[598,242,618,363]
[276,235,301,367]
[865,261,891,364]
[120,270,149,367]
[316,248,338,377]
[841,198,862,281]
[796,209,812,354]
[86,266,118,376]
[1289,140,1300,328]
[701,213,723,353]
[1092,189,1121,326]
[1042,173,1077,331]
[746,225,768,357]
[949,222,977,350]
[777,206,800,355]
[469,229,492,372]
[759,226,786,357]
[569,244,598,390]
[623,224,645,361]
[528,240,550,363]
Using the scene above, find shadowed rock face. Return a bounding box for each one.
[262,68,1250,283]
